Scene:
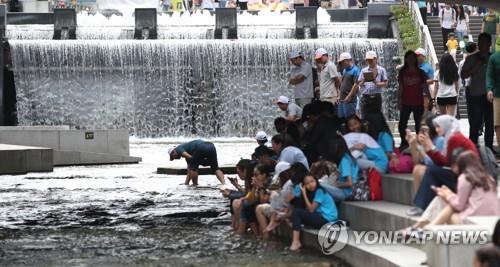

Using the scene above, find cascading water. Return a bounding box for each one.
[10,39,399,137]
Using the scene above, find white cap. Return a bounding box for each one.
[272,161,291,183]
[255,131,267,141]
[338,52,352,62]
[277,95,289,104]
[168,146,177,160]
[415,48,427,57]
[365,50,377,59]
[288,51,302,59]
[314,48,328,59]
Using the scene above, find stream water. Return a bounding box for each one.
[0,141,347,267]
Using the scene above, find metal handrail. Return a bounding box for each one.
[408,1,438,69]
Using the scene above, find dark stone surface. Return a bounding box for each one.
[134,8,157,40]
[214,8,237,39]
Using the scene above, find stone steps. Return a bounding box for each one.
[426,15,484,119]
[339,200,418,232]
[277,224,428,267]
[382,173,414,206]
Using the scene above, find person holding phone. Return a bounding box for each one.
[356,51,388,118]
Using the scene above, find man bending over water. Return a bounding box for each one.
[169,140,225,186]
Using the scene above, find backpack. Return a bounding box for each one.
[389,149,414,174]
[368,168,383,201]
[441,8,456,22]
[478,145,499,182]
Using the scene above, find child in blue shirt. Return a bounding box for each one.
[320,136,360,201]
[365,112,399,170]
[345,115,389,173]
[289,174,337,251]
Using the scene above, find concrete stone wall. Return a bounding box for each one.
[0,144,53,174]
[0,128,130,156]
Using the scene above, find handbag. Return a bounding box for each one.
[368,168,383,201]
[348,176,370,201]
[389,149,414,174]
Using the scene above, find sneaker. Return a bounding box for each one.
[406,207,423,217]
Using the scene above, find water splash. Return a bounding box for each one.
[10,39,398,138]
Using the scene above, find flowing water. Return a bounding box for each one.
[7,8,400,138]
[9,39,399,138]
[0,141,347,267]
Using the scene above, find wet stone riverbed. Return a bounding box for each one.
[0,142,346,267]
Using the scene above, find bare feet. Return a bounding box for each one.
[290,241,302,251]
[264,220,280,233]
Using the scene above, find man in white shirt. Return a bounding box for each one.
[440,4,456,47]
[275,96,303,122]
[314,48,341,104]
[288,51,314,108]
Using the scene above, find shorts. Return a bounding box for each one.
[241,199,258,223]
[436,96,457,106]
[494,98,500,126]
[295,97,312,108]
[258,203,273,218]
[188,142,219,172]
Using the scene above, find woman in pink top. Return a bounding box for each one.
[429,150,499,225]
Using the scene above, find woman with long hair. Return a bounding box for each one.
[455,5,470,43]
[318,136,360,201]
[237,164,272,235]
[434,54,460,115]
[398,50,428,149]
[229,159,256,230]
[407,151,499,232]
[407,115,478,216]
[344,115,389,173]
[288,173,338,251]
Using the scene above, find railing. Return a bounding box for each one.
[408,1,438,69]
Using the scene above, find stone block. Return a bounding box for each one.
[339,201,417,231]
[382,174,414,206]
[53,150,81,166]
[59,130,108,154]
[106,129,130,156]
[0,148,26,174]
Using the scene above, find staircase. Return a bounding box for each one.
[426,15,484,119]
[276,173,495,267]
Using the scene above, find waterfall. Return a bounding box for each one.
[10,39,399,137]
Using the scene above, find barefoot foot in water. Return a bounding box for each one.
[290,241,302,251]
[264,220,280,233]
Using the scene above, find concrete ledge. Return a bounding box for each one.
[0,126,70,131]
[0,128,130,156]
[0,144,53,174]
[157,165,237,175]
[0,128,141,166]
[276,224,427,267]
[382,174,414,206]
[339,201,418,231]
[423,223,497,267]
[326,8,367,22]
[54,151,141,166]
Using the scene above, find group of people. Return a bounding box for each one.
[436,4,499,60]
[159,0,367,11]
[165,28,500,257]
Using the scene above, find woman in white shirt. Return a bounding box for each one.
[455,6,469,43]
[434,54,460,116]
